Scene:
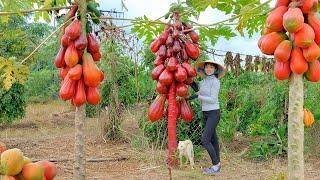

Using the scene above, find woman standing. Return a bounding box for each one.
[186,59,226,175]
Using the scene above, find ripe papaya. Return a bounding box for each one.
[274,60,291,80]
[302,42,320,62]
[274,40,292,62]
[266,6,288,32]
[307,13,320,45]
[294,23,315,48]
[290,47,308,75]
[283,8,304,33]
[258,32,288,55]
[306,60,320,82]
[65,19,81,40]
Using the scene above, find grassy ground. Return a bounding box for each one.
[0,101,319,180]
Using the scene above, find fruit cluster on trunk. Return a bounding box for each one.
[259,0,320,82]
[147,12,200,167]
[54,7,104,107]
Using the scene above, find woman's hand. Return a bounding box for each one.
[186,94,198,101]
[190,81,199,92]
[176,96,184,101]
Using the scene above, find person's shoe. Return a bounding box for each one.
[202,165,221,175]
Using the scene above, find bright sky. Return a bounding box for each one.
[97,0,276,57]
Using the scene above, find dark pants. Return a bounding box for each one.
[201,109,221,165]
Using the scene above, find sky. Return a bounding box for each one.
[97,0,276,59]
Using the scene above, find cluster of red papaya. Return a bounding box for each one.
[259,0,320,81]
[148,19,201,123]
[54,6,104,107]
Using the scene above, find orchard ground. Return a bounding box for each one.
[1,101,319,180]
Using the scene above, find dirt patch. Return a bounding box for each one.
[0,121,38,130]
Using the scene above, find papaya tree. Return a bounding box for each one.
[1,1,103,179]
[130,0,273,171]
[1,0,312,179]
[258,0,320,179]
[131,0,310,178]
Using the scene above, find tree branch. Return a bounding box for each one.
[0,5,76,16]
[32,157,128,163]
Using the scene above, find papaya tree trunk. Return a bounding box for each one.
[74,106,86,180]
[288,73,304,180]
[166,82,177,167]
[74,0,87,179]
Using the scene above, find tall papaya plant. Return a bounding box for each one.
[258,0,320,178]
[133,0,272,169]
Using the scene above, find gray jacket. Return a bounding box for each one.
[198,75,220,111]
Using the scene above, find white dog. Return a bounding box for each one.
[177,139,194,169]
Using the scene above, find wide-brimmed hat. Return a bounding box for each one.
[195,59,225,78]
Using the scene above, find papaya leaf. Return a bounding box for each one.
[34,11,41,22]
[237,1,269,37]
[131,16,164,42]
[43,0,52,8]
[246,14,267,37]
[0,16,9,23]
[236,1,266,36]
[56,0,69,6]
[42,11,51,22]
[199,25,236,46]
[133,0,270,44]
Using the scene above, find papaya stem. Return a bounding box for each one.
[0,5,76,16]
[95,16,173,26]
[101,24,135,30]
[20,17,73,64]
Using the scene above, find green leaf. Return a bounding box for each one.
[44,0,52,8]
[0,16,9,23]
[132,0,271,48]
[0,57,29,90]
[42,11,51,22]
[56,0,68,6]
[131,16,164,42]
[199,25,236,46]
[34,11,41,22]
[0,0,71,23]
